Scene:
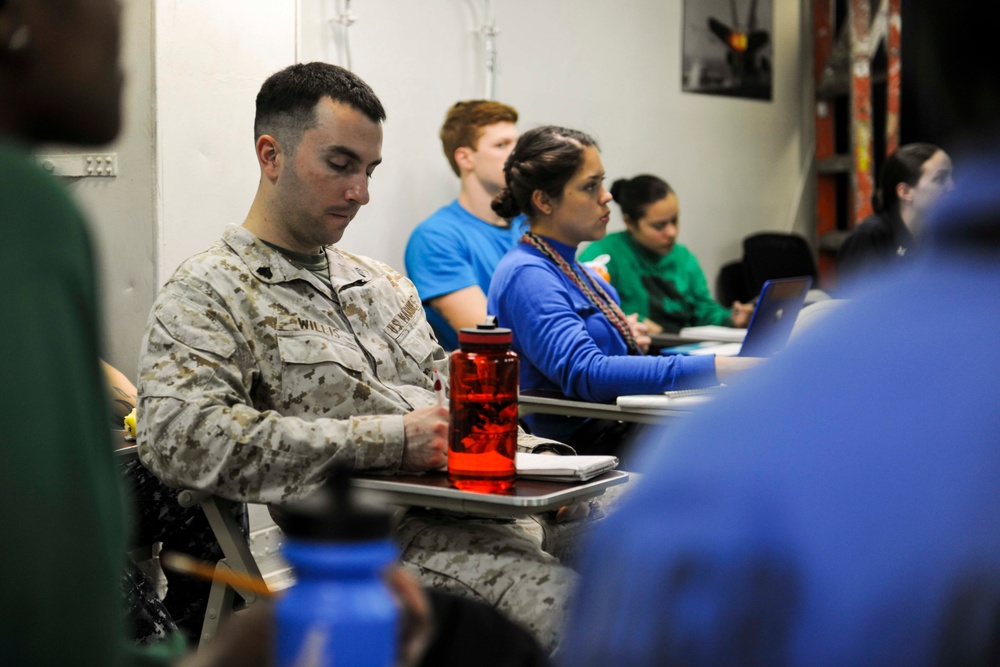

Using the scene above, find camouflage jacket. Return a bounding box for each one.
[137,225,453,504]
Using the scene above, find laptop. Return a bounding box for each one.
[623,276,813,410]
[658,275,812,358]
[738,275,813,356]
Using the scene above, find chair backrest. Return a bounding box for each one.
[715,259,754,306]
[741,232,819,297]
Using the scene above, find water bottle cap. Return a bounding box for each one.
[279,463,393,541]
[458,315,512,346]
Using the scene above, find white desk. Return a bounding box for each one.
[354,470,629,518]
[114,437,139,461]
[518,393,691,425]
[648,332,705,348]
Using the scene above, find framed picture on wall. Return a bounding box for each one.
[682,0,773,101]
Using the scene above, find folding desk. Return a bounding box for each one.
[355,470,629,519]
[518,392,691,425]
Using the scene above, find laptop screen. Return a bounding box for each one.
[739,276,812,357]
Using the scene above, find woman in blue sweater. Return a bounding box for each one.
[487,126,757,453]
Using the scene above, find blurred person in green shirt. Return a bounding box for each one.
[579,174,753,334]
[0,0,183,663]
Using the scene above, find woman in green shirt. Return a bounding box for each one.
[579,175,753,333]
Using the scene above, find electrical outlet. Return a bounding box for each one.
[35,153,118,178]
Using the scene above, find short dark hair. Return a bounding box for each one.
[439,100,519,176]
[254,62,386,153]
[875,143,941,213]
[610,175,674,224]
[491,126,599,220]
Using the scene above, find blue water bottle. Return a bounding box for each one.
[275,465,398,666]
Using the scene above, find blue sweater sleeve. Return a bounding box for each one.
[495,262,717,402]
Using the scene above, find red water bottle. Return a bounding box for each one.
[448,316,519,492]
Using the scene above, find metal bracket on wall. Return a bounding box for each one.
[35,153,118,178]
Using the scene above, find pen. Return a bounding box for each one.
[433,369,445,407]
[160,550,274,597]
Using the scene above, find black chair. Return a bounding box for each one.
[741,232,819,297]
[715,259,754,306]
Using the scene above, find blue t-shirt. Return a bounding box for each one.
[488,235,717,442]
[405,200,527,350]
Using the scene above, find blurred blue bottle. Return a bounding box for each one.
[276,464,398,666]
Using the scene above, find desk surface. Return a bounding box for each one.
[355,470,629,517]
[649,332,703,347]
[114,436,139,461]
[518,392,690,425]
[649,328,746,350]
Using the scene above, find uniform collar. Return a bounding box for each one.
[222,225,372,292]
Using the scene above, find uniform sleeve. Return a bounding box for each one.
[495,264,717,403]
[685,254,734,326]
[136,281,406,506]
[516,429,576,455]
[405,220,480,302]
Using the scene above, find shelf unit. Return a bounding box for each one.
[813,0,901,286]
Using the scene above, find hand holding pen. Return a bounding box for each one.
[433,369,446,407]
[398,370,449,471]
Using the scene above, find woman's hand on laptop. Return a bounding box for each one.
[730,301,755,328]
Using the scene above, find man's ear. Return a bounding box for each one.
[896,181,914,204]
[256,134,283,181]
[454,146,475,173]
[531,189,553,216]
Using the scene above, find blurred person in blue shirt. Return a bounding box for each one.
[562,2,1000,664]
[405,100,525,350]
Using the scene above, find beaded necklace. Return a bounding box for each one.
[521,231,641,355]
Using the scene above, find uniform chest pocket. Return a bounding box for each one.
[395,320,440,367]
[276,332,367,375]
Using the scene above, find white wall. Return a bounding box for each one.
[299,0,811,280]
[153,0,813,282]
[155,1,296,282]
[82,0,814,373]
[299,0,814,280]
[63,0,157,379]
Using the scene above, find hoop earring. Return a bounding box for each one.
[8,25,30,51]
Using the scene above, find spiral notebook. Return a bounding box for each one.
[617,385,726,409]
[515,453,619,482]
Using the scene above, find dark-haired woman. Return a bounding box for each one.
[579,174,753,334]
[487,126,757,453]
[838,143,954,288]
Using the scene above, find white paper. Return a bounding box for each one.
[515,452,618,481]
[679,325,747,343]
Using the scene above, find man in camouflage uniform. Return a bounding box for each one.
[136,62,575,652]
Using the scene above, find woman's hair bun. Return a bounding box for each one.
[609,178,628,203]
[491,187,521,219]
